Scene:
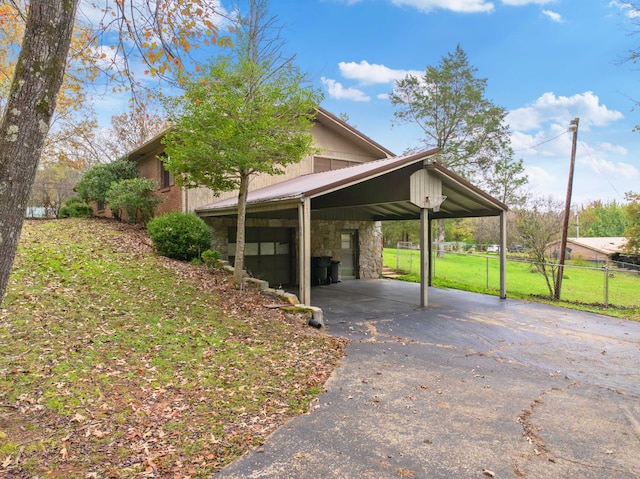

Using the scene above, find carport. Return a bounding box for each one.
[197,149,508,306]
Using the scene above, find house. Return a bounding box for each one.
[547,237,627,263]
[125,107,395,217]
[124,107,508,306]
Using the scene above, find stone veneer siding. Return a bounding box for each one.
[202,217,383,284]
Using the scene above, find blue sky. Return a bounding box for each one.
[262,0,640,206]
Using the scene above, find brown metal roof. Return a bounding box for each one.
[197,150,508,221]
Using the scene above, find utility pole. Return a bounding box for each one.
[554,118,579,301]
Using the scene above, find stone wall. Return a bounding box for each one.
[202,217,383,282]
[309,220,383,280]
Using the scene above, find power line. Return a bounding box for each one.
[513,129,569,152]
[577,140,624,200]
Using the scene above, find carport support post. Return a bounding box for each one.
[499,210,507,299]
[420,208,429,307]
[299,198,312,306]
[428,217,433,286]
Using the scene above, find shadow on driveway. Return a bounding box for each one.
[215,280,640,479]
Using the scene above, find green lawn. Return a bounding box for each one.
[384,248,640,320]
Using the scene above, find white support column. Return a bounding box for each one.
[299,198,312,306]
[420,208,429,307]
[499,210,507,299]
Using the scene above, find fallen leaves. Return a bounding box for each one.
[1,218,347,478]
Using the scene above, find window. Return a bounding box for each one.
[159,159,171,189]
[313,157,360,173]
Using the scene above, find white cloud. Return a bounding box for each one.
[525,165,559,189]
[502,0,555,5]
[338,61,422,85]
[509,94,634,202]
[584,156,639,179]
[390,0,495,13]
[507,91,623,132]
[321,77,371,102]
[541,9,563,22]
[609,1,640,19]
[507,107,542,132]
[597,141,628,156]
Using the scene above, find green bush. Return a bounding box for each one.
[201,249,221,267]
[75,159,138,205]
[147,213,211,261]
[106,178,162,224]
[58,196,93,218]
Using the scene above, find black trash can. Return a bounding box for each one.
[311,256,332,285]
[329,260,340,283]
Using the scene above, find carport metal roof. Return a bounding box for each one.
[197,149,507,220]
[197,149,508,306]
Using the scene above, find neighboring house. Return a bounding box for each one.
[547,237,627,263]
[121,107,508,305]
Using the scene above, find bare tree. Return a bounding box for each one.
[515,197,564,298]
[105,102,170,159]
[28,163,82,218]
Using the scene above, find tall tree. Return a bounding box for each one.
[390,45,520,256]
[382,220,421,248]
[2,7,102,169]
[482,152,529,207]
[578,200,628,237]
[0,0,80,302]
[0,0,227,303]
[163,0,322,286]
[390,45,511,179]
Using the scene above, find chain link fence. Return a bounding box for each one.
[386,246,640,309]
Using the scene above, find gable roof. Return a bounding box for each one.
[197,150,508,221]
[567,237,627,254]
[124,106,394,164]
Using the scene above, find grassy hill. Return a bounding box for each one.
[0,218,345,478]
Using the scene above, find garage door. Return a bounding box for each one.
[228,227,293,287]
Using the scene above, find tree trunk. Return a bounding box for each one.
[233,172,250,286]
[0,0,80,304]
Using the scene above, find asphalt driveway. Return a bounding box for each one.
[214,280,640,479]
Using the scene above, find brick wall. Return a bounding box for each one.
[91,157,183,220]
[137,156,183,215]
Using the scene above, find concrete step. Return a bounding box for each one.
[382,266,403,278]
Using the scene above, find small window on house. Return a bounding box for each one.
[332,159,350,170]
[160,160,171,189]
[313,157,360,173]
[314,157,331,173]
